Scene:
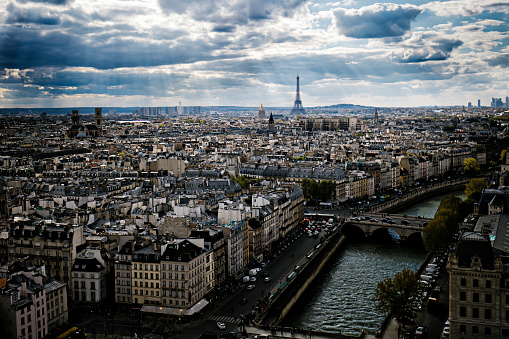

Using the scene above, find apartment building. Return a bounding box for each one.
[161,240,206,308]
[448,230,509,338]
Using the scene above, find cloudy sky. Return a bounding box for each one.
[0,0,507,108]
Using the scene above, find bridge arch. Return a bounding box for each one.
[404,231,424,246]
[370,226,402,242]
[342,223,366,240]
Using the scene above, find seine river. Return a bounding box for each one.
[286,188,466,335]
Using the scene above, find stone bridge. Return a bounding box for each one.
[346,220,427,241]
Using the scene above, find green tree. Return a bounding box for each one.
[234,175,257,189]
[422,218,450,253]
[374,269,419,325]
[443,125,455,132]
[318,180,336,202]
[465,178,486,201]
[463,157,480,173]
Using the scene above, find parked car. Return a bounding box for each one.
[264,277,271,282]
[415,326,425,338]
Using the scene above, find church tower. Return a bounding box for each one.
[0,181,8,222]
[71,109,79,126]
[268,112,275,130]
[95,108,103,136]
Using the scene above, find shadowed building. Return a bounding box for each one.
[448,228,509,338]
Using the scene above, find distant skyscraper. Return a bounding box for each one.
[177,102,183,115]
[194,106,201,115]
[492,98,503,108]
[258,104,266,119]
[374,108,378,122]
[478,99,481,107]
[506,97,509,108]
[468,102,472,108]
[290,76,306,115]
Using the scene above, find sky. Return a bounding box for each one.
[0,0,508,108]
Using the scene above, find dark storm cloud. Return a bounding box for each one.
[17,0,72,5]
[158,0,306,25]
[0,24,238,70]
[6,2,62,25]
[212,25,236,33]
[390,36,463,63]
[487,54,509,68]
[333,4,421,39]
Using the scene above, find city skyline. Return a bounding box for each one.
[0,0,507,108]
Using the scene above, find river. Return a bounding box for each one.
[286,188,466,335]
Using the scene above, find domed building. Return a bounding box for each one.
[258,104,266,119]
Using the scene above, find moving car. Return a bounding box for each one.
[247,284,256,290]
[217,322,226,330]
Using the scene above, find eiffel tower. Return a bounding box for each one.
[290,75,306,115]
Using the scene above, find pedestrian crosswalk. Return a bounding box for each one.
[208,315,240,324]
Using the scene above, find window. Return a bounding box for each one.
[181,265,185,271]
[91,282,95,290]
[473,308,479,318]
[461,278,466,286]
[472,326,478,335]
[485,309,492,320]
[486,280,491,288]
[473,279,479,287]
[485,294,492,303]
[460,292,466,301]
[460,307,466,317]
[473,293,479,302]
[134,264,137,269]
[21,317,25,325]
[485,327,491,336]
[460,325,466,334]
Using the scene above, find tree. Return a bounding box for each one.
[318,180,336,202]
[463,158,480,173]
[374,269,419,325]
[422,218,450,253]
[465,178,486,201]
